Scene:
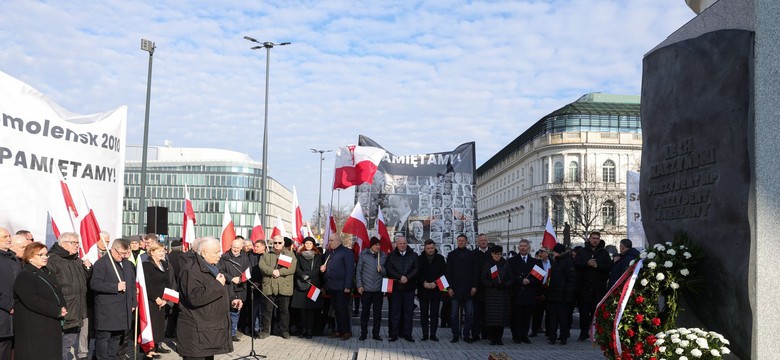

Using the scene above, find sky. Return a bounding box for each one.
[0,0,695,219]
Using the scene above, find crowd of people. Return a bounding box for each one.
[0,225,640,360]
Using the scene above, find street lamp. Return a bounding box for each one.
[244,36,291,233]
[137,38,155,235]
[311,148,332,240]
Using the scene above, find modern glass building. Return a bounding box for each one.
[122,145,292,239]
[476,93,643,250]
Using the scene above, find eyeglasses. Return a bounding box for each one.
[63,241,80,245]
[273,242,283,245]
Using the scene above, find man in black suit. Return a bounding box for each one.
[90,239,136,360]
[508,239,541,343]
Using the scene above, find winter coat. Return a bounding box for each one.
[480,257,514,326]
[323,245,354,291]
[608,247,641,288]
[547,252,576,304]
[13,263,66,360]
[574,240,613,303]
[259,249,297,296]
[218,251,251,301]
[47,242,91,330]
[355,248,387,292]
[0,249,20,338]
[417,251,446,300]
[176,253,233,357]
[142,259,176,344]
[386,248,419,292]
[473,247,492,301]
[90,254,137,331]
[507,254,541,306]
[291,252,324,309]
[445,246,477,301]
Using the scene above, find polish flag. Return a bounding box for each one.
[50,212,61,239]
[375,206,393,254]
[381,278,393,293]
[530,264,547,281]
[333,145,386,190]
[241,267,252,282]
[250,213,265,241]
[57,170,79,219]
[136,257,156,352]
[182,184,197,250]
[542,218,558,251]
[343,202,370,254]
[436,275,450,291]
[221,199,236,253]
[270,216,287,239]
[78,192,102,263]
[307,285,321,302]
[290,186,304,247]
[490,265,499,279]
[277,254,293,268]
[323,206,337,241]
[162,288,180,304]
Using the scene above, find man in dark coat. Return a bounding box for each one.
[322,234,355,340]
[90,238,137,360]
[417,239,446,342]
[176,237,234,359]
[247,240,265,336]
[0,227,20,359]
[507,239,541,344]
[471,233,492,341]
[608,239,640,288]
[573,231,612,341]
[47,232,91,358]
[385,236,418,342]
[547,243,576,345]
[218,238,250,341]
[164,240,185,339]
[446,233,477,343]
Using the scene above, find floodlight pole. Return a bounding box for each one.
[311,148,332,240]
[138,39,155,235]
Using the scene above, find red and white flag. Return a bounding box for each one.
[307,285,321,302]
[241,267,252,282]
[221,199,236,253]
[250,213,265,241]
[436,275,450,291]
[333,145,386,189]
[343,202,370,253]
[78,192,102,263]
[542,218,557,251]
[290,186,304,247]
[530,265,547,281]
[381,278,393,293]
[162,288,180,304]
[376,206,393,254]
[490,265,499,279]
[270,215,287,239]
[182,184,197,250]
[57,170,79,219]
[323,206,336,241]
[277,254,293,268]
[136,256,155,353]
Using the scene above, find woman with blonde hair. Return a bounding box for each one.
[141,242,175,358]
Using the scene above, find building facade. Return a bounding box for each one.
[476,93,642,251]
[122,145,293,239]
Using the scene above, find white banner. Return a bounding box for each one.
[0,71,127,245]
[626,171,647,248]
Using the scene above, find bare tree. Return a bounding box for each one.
[310,204,352,240]
[548,167,626,243]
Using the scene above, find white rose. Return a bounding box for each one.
[659,346,667,352]
[656,273,666,281]
[680,328,691,334]
[696,338,709,349]
[722,347,731,354]
[664,261,674,268]
[647,252,656,259]
[686,334,698,340]
[711,349,720,357]
[670,282,680,290]
[680,340,690,347]
[679,355,688,360]
[666,241,672,246]
[680,268,690,276]
[670,334,680,340]
[680,245,686,249]
[657,332,666,338]
[668,329,679,334]
[658,245,666,251]
[667,249,677,256]
[648,262,657,269]
[676,348,684,355]
[723,338,730,345]
[641,278,649,286]
[654,244,663,250]
[691,348,702,358]
[629,260,635,266]
[683,252,692,259]
[640,252,647,259]
[671,337,681,344]
[656,339,665,345]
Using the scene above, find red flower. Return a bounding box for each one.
[635,314,644,323]
[634,344,644,357]
[635,295,644,304]
[602,310,610,319]
[645,335,657,345]
[652,317,661,326]
[653,346,659,353]
[650,358,657,360]
[626,329,635,337]
[597,325,604,334]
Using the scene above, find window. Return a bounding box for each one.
[569,161,579,182]
[602,200,616,226]
[568,199,581,226]
[554,162,564,183]
[553,196,564,227]
[529,167,534,187]
[529,203,534,226]
[543,162,549,183]
[603,160,616,183]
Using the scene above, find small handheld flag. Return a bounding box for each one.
[490,265,499,279]
[307,285,321,302]
[277,254,293,268]
[162,288,180,304]
[435,275,450,291]
[530,265,547,281]
[241,267,252,282]
[381,278,394,293]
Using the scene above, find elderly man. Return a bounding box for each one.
[507,239,541,344]
[219,238,249,341]
[48,232,92,360]
[258,235,297,339]
[386,236,418,342]
[0,227,20,359]
[322,234,355,340]
[472,233,491,341]
[446,234,477,343]
[14,230,34,242]
[356,237,387,341]
[91,239,136,360]
[177,237,234,359]
[9,234,29,260]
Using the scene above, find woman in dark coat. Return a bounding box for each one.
[480,245,514,345]
[142,242,176,357]
[13,242,67,360]
[291,237,323,339]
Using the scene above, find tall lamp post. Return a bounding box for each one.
[311,148,332,240]
[244,36,291,232]
[137,38,155,235]
[506,210,512,256]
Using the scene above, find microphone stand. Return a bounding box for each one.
[225,259,278,360]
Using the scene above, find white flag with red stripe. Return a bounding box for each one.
[490,265,499,279]
[291,186,304,247]
[250,213,266,241]
[182,184,197,249]
[162,288,179,304]
[542,218,557,251]
[136,257,155,352]
[381,278,393,293]
[436,275,450,291]
[241,267,252,282]
[375,206,393,254]
[343,202,370,252]
[307,285,321,302]
[277,254,293,268]
[530,264,547,281]
[333,145,386,189]
[78,192,101,264]
[220,198,236,253]
[270,215,287,239]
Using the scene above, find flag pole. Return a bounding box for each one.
[134,305,139,360]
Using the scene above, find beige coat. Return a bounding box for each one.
[259,249,297,296]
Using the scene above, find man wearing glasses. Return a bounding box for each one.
[258,236,297,339]
[90,239,136,360]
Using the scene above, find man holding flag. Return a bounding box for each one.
[507,239,541,344]
[416,239,446,342]
[322,233,355,340]
[355,237,387,341]
[90,239,136,360]
[258,235,297,340]
[218,239,250,342]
